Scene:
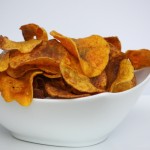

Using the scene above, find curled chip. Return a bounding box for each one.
[45,78,89,98]
[9,39,66,69]
[50,31,79,58]
[7,64,61,79]
[43,73,61,79]
[90,71,107,91]
[104,36,121,51]
[20,23,48,41]
[0,51,9,72]
[38,65,60,75]
[60,53,103,93]
[126,49,150,69]
[0,35,42,53]
[106,53,125,90]
[0,71,42,106]
[109,59,136,92]
[6,65,38,78]
[50,31,110,77]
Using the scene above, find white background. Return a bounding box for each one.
[0,1,150,149]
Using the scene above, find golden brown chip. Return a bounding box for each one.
[38,65,60,74]
[43,73,61,78]
[45,78,89,98]
[110,77,136,93]
[50,31,79,58]
[90,71,107,91]
[109,43,123,60]
[50,30,110,77]
[126,49,150,69]
[0,71,42,106]
[9,39,67,69]
[0,35,42,53]
[0,51,10,72]
[7,64,60,78]
[104,36,121,51]
[74,35,110,77]
[106,53,125,90]
[109,59,135,92]
[20,23,48,41]
[60,53,103,93]
[6,65,38,78]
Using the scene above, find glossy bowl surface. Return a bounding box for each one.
[0,68,150,147]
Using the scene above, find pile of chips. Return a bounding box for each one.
[0,23,150,106]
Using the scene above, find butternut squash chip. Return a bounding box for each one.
[104,36,121,51]
[9,39,66,69]
[50,31,110,77]
[43,73,61,79]
[6,65,38,78]
[0,51,10,72]
[90,71,107,91]
[0,35,42,53]
[50,31,79,58]
[45,78,89,98]
[126,49,150,69]
[0,71,42,106]
[7,64,60,79]
[60,54,103,93]
[109,59,136,92]
[20,23,48,41]
[106,53,125,90]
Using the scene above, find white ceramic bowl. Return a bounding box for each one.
[0,68,150,147]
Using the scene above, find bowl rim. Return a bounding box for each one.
[32,69,150,104]
[1,68,150,105]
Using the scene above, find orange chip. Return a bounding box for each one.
[0,35,42,53]
[0,51,9,72]
[20,23,48,41]
[38,65,60,75]
[9,39,66,69]
[90,71,107,91]
[109,59,136,92]
[74,35,110,77]
[45,78,89,98]
[7,63,60,79]
[43,73,61,79]
[50,31,110,77]
[60,53,103,93]
[126,49,150,69]
[0,71,42,106]
[104,36,121,51]
[50,31,79,58]
[106,53,125,90]
[6,65,38,78]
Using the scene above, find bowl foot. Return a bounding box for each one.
[11,132,108,147]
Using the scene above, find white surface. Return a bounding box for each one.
[0,95,150,150]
